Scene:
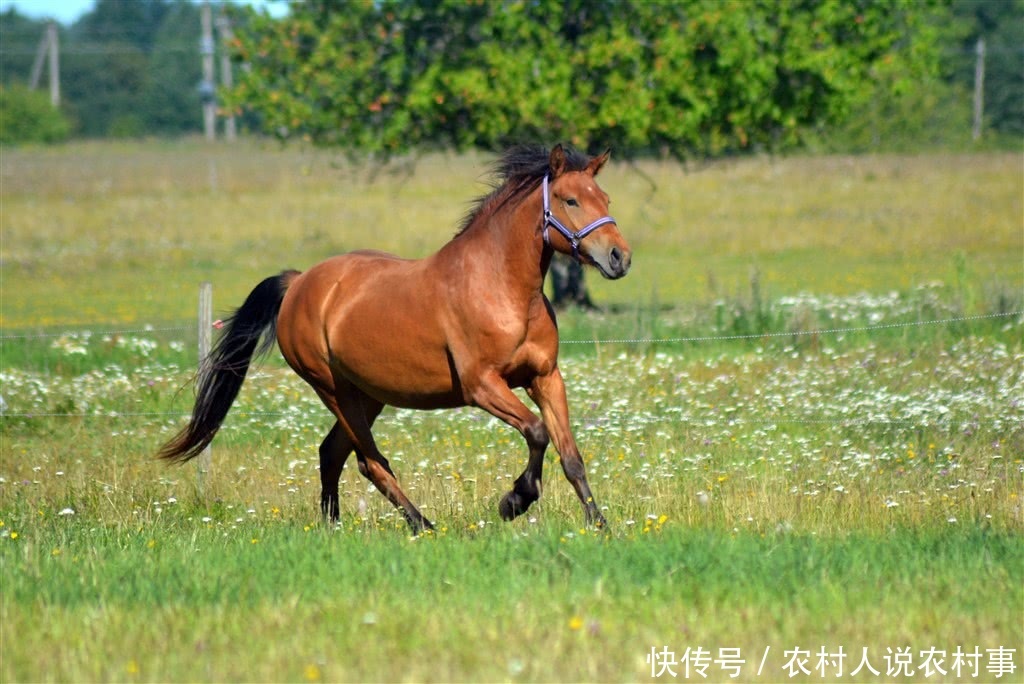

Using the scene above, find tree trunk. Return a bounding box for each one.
[549,253,597,309]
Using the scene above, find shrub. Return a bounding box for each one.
[0,84,71,144]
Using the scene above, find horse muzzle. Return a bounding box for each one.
[588,243,632,280]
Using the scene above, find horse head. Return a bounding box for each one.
[543,145,632,280]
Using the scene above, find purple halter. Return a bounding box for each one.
[541,174,617,260]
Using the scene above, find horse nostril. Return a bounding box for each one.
[610,247,622,269]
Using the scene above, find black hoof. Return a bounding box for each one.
[500,491,536,521]
[320,495,340,524]
[498,492,518,521]
[587,510,609,532]
[408,515,435,535]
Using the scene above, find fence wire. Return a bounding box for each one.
[2,310,1020,344]
[561,311,1023,345]
[1,411,1017,430]
[1,310,1021,425]
[0,325,195,341]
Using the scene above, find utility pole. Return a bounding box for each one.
[47,21,59,107]
[200,1,217,141]
[216,10,236,142]
[29,20,60,107]
[972,37,985,141]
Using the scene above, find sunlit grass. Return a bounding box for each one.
[2,514,1021,682]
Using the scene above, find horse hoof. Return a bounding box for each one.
[408,517,435,536]
[498,492,520,521]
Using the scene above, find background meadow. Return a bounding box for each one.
[3,143,1021,328]
[1,142,1022,682]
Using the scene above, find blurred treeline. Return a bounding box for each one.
[0,0,1020,154]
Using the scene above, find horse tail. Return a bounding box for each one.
[158,270,300,463]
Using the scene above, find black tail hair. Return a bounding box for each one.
[158,271,298,463]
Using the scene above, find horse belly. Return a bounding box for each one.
[334,335,463,410]
[317,257,463,408]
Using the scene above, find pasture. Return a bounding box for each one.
[1,142,1022,682]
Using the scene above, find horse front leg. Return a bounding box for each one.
[498,416,548,521]
[464,370,548,521]
[528,368,607,529]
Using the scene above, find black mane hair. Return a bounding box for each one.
[455,144,593,236]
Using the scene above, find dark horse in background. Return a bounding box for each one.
[159,145,632,533]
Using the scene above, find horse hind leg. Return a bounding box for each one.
[319,422,352,523]
[326,385,434,534]
[355,451,434,533]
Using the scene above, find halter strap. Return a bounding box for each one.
[542,174,617,260]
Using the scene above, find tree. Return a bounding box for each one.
[0,10,71,143]
[226,0,948,159]
[141,1,203,135]
[11,0,206,138]
[61,37,149,137]
[68,0,208,138]
[0,84,70,143]
[0,9,52,88]
[950,0,1024,139]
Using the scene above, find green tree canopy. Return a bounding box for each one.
[225,0,950,158]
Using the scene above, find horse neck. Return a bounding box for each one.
[457,186,551,295]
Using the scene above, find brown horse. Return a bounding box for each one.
[159,144,632,533]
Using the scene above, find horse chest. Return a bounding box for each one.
[503,312,558,382]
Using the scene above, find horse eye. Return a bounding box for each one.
[565,198,579,207]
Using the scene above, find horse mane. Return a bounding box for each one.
[455,144,593,237]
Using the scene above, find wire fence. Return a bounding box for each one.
[2,308,1021,425]
[0,324,195,341]
[3,310,1020,343]
[2,411,1016,431]
[561,311,1023,345]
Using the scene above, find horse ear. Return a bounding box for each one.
[549,144,568,178]
[587,149,611,176]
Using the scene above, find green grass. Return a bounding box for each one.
[1,142,1022,682]
[3,517,1021,682]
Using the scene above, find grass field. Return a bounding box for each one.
[2,142,1021,328]
[1,142,1022,682]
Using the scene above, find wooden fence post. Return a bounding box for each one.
[197,281,213,489]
